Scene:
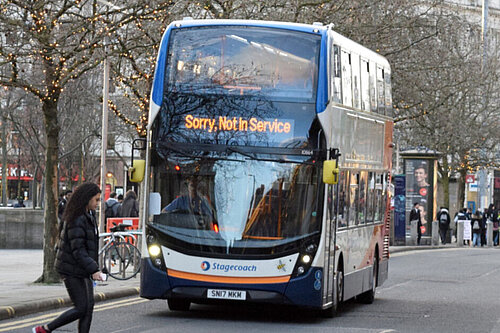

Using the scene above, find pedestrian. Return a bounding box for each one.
[471,210,482,247]
[454,208,468,245]
[118,190,139,217]
[33,182,104,333]
[409,202,422,245]
[486,204,498,246]
[13,196,25,208]
[57,190,72,229]
[481,208,487,246]
[437,207,450,245]
[104,192,120,230]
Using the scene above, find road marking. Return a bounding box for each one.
[0,297,146,332]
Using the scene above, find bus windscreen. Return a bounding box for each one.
[166,26,320,102]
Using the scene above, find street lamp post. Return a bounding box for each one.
[99,46,110,236]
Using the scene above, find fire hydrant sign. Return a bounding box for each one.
[463,220,472,241]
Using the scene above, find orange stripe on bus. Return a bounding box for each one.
[167,269,290,284]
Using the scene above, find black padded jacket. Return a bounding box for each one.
[55,212,99,278]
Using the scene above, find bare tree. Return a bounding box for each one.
[0,0,175,283]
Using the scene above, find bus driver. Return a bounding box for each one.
[162,178,215,227]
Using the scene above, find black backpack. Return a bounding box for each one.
[439,212,448,224]
[105,201,119,219]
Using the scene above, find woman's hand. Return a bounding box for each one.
[92,271,103,281]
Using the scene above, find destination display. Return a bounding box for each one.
[184,115,293,134]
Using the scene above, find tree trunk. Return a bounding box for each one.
[457,168,467,212]
[36,56,61,282]
[441,158,450,209]
[36,97,60,283]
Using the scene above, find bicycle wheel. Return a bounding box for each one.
[103,241,141,280]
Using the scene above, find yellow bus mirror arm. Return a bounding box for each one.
[332,167,339,184]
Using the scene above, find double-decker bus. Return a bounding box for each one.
[131,18,393,316]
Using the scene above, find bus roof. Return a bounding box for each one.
[168,18,329,34]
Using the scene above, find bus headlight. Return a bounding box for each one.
[149,244,161,257]
[302,254,311,264]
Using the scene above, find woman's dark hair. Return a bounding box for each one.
[62,183,101,223]
[124,190,137,200]
[488,203,495,214]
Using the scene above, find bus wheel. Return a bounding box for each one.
[167,298,191,311]
[358,256,378,304]
[322,266,344,318]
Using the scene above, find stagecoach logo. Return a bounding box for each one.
[199,261,257,272]
[277,260,287,272]
[201,261,210,271]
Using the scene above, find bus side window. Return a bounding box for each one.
[369,61,377,113]
[358,171,367,225]
[337,170,348,229]
[360,58,370,112]
[331,44,342,104]
[384,70,393,117]
[349,171,359,226]
[351,53,360,110]
[381,172,388,221]
[366,172,375,223]
[376,66,385,114]
[374,173,383,222]
[341,50,352,107]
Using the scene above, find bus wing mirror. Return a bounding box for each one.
[323,160,339,185]
[129,159,146,183]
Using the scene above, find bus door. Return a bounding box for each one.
[323,182,339,305]
[322,150,340,306]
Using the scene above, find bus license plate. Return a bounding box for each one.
[207,289,246,300]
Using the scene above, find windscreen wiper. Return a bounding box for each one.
[160,144,244,163]
[226,147,317,165]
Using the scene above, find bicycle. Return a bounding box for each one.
[99,223,142,280]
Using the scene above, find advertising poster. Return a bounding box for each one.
[463,220,472,241]
[393,175,406,244]
[405,159,433,237]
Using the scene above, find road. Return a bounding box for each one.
[3,247,500,333]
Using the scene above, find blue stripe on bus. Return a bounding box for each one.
[140,258,171,299]
[283,267,323,308]
[316,30,329,114]
[151,29,172,107]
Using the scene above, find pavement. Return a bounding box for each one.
[0,249,140,321]
[0,244,468,321]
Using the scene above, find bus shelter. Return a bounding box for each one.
[401,150,439,245]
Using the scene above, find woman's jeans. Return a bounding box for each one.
[47,276,94,333]
[472,233,481,246]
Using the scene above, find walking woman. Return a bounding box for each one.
[33,183,104,333]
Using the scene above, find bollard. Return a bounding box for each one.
[487,221,493,247]
[410,220,418,245]
[457,221,464,247]
[432,220,439,245]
